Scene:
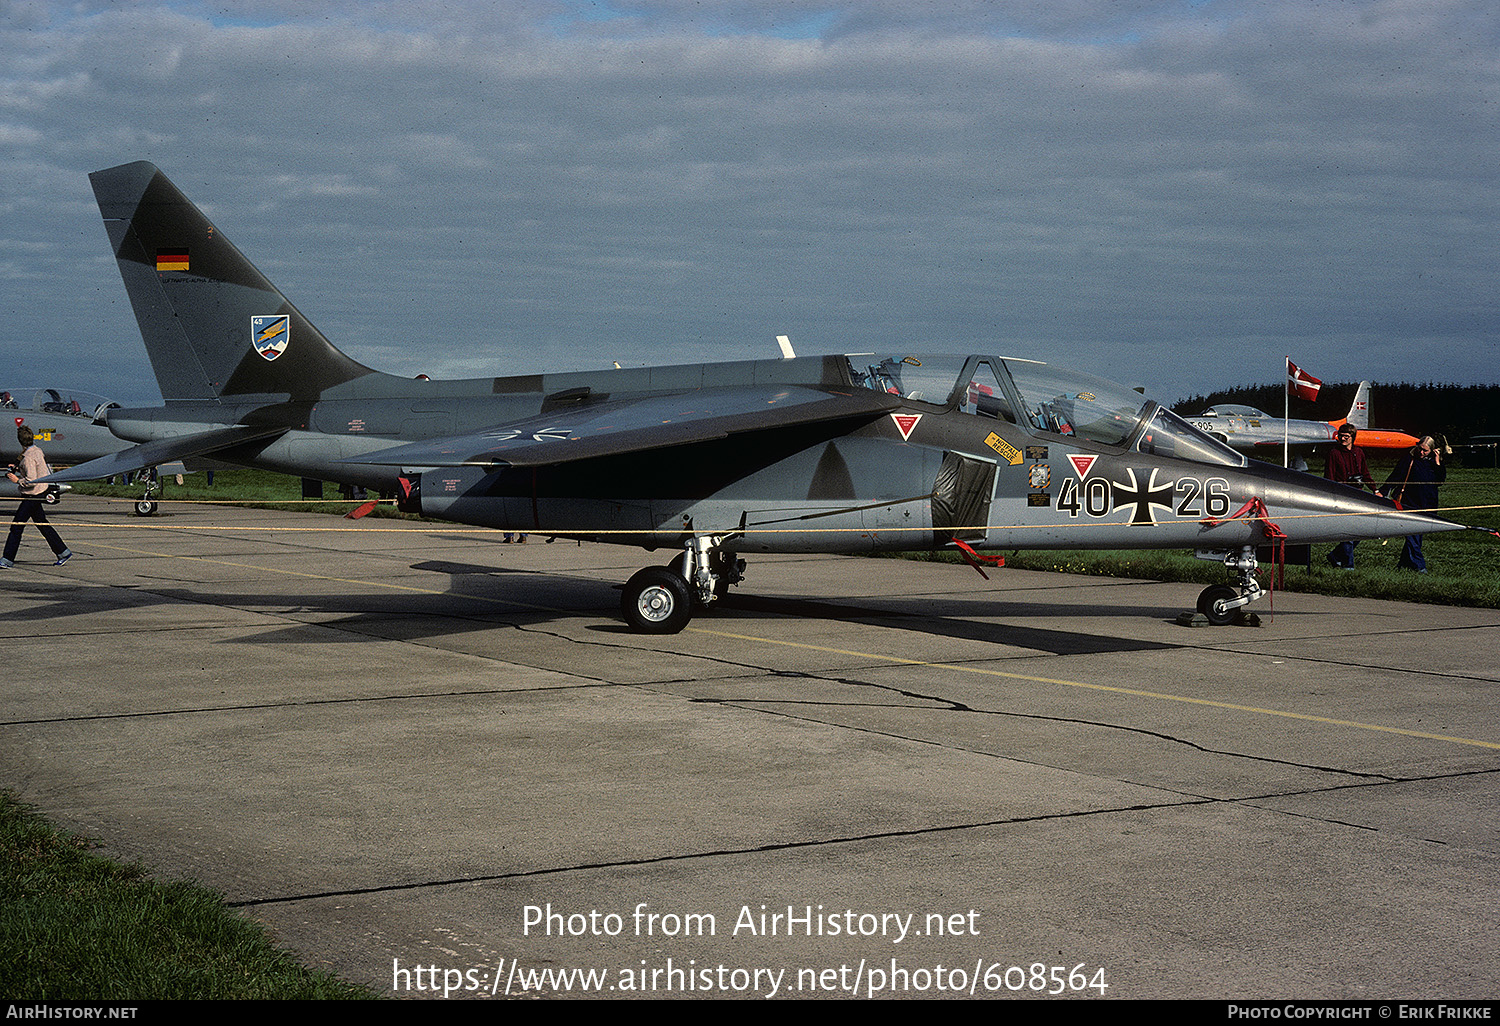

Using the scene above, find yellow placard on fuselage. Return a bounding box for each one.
[983,432,1023,465]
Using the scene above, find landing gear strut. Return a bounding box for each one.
[133,471,160,516]
[1194,545,1265,626]
[621,535,744,634]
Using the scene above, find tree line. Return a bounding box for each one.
[1171,382,1500,443]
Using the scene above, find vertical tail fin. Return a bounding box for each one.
[1345,381,1370,429]
[90,161,374,402]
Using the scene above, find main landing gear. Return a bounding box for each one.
[621,535,745,634]
[1194,545,1265,626]
[119,466,165,516]
[133,474,160,516]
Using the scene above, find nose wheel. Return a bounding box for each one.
[1196,584,1242,626]
[1192,546,1265,626]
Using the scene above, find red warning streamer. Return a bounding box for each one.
[951,538,1005,580]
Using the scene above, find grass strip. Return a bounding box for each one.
[0,791,376,1000]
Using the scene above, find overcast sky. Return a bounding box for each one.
[1,0,1495,405]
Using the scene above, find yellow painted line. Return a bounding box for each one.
[687,628,1500,751]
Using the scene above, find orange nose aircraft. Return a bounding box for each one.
[1188,381,1420,456]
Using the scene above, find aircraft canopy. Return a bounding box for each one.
[844,354,1246,468]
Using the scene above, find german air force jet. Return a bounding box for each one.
[0,387,193,513]
[47,162,1463,632]
[0,388,120,503]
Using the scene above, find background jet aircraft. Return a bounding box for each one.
[0,386,192,513]
[1188,383,1420,458]
[49,162,1463,632]
[0,387,125,504]
[0,479,68,504]
[0,388,127,465]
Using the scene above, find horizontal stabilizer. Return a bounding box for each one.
[39,425,287,483]
[347,385,902,469]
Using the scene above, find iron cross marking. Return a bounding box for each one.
[1112,468,1175,526]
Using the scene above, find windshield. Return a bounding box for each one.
[958,360,1017,423]
[1137,407,1247,467]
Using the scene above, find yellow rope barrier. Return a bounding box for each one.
[42,499,1500,535]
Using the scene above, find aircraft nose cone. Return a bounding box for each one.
[1259,466,1461,544]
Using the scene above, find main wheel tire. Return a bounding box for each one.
[622,567,693,634]
[135,499,157,516]
[1197,584,1239,626]
[43,488,60,505]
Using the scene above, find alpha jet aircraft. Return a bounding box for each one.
[0,388,125,465]
[0,388,126,504]
[47,161,1462,632]
[0,387,194,514]
[1188,383,1420,458]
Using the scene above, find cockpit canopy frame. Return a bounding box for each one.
[844,353,1246,469]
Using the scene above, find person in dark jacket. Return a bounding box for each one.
[1324,423,1375,568]
[1383,435,1446,572]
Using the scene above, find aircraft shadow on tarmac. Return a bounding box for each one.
[27,553,1188,655]
[408,557,1192,654]
[700,593,1183,655]
[2,550,1195,655]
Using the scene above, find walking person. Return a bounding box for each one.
[1,427,72,568]
[1383,435,1446,573]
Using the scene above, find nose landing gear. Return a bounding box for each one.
[1194,545,1265,626]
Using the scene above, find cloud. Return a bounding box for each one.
[0,0,1494,403]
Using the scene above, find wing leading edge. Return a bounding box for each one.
[345,384,903,469]
[39,425,287,483]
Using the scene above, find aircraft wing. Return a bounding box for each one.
[1249,438,1321,450]
[349,385,903,469]
[38,425,287,483]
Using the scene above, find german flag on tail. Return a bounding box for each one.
[155,248,189,272]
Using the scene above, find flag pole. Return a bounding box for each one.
[1283,356,1290,467]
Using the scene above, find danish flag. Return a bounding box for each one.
[1286,359,1322,402]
